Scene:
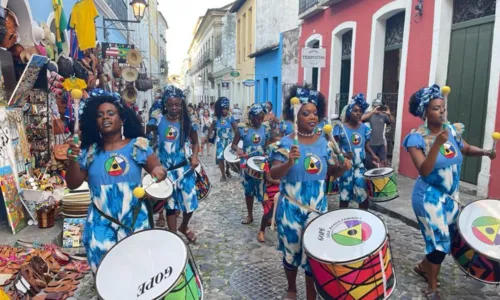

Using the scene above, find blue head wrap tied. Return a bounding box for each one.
[346,93,369,118]
[162,85,186,102]
[220,97,230,109]
[293,87,319,109]
[88,88,123,110]
[415,84,443,120]
[249,103,268,118]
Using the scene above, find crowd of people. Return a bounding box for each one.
[63,83,495,300]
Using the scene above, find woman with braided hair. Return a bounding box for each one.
[404,84,495,299]
[148,85,200,242]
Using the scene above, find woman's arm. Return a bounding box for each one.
[144,154,166,181]
[66,160,87,190]
[365,140,380,162]
[190,130,200,168]
[408,144,440,177]
[265,171,280,185]
[461,140,496,159]
[270,145,299,179]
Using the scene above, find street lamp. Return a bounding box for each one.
[130,0,148,21]
[198,74,202,81]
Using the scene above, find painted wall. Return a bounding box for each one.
[255,0,299,51]
[255,48,281,117]
[490,84,500,198]
[281,28,300,112]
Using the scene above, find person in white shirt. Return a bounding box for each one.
[232,103,242,123]
[199,109,213,156]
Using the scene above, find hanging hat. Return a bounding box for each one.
[31,22,44,45]
[122,66,139,82]
[40,23,53,46]
[122,86,138,103]
[126,49,142,67]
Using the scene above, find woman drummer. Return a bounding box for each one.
[66,90,166,273]
[208,97,237,181]
[231,103,271,225]
[148,85,200,242]
[270,86,351,300]
[404,84,496,299]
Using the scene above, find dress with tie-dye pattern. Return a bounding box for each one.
[270,136,336,272]
[79,138,153,273]
[403,123,464,254]
[215,115,235,163]
[157,117,199,213]
[334,123,371,203]
[279,120,294,136]
[239,123,270,202]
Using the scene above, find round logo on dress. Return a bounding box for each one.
[165,126,178,141]
[351,133,362,146]
[331,219,372,246]
[440,142,456,159]
[220,119,227,126]
[104,155,129,176]
[314,127,323,135]
[472,216,500,246]
[252,133,261,144]
[304,155,321,175]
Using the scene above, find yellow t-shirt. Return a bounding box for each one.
[70,0,99,50]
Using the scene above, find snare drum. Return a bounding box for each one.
[303,209,396,300]
[195,165,211,201]
[245,156,266,180]
[224,141,242,174]
[451,199,500,283]
[364,167,399,202]
[96,229,203,299]
[142,175,174,214]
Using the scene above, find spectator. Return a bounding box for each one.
[232,103,242,123]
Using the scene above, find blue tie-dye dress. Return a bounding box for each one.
[215,116,236,163]
[270,136,336,273]
[334,123,371,203]
[79,138,153,273]
[238,123,270,202]
[279,120,294,136]
[157,117,199,213]
[403,123,464,254]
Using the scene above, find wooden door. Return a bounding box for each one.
[447,15,495,184]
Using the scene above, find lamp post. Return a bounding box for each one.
[130,0,148,21]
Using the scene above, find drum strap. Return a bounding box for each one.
[282,195,322,214]
[92,203,142,232]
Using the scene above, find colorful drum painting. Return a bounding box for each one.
[303,209,396,300]
[326,175,339,195]
[452,199,500,284]
[364,168,398,202]
[195,165,211,201]
[164,249,203,300]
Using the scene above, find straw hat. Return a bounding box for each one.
[40,23,53,46]
[32,22,44,45]
[126,49,142,67]
[122,86,138,103]
[122,66,139,82]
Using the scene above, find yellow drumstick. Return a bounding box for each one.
[291,97,301,164]
[441,86,451,130]
[323,124,345,164]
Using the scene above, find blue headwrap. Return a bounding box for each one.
[346,93,369,118]
[415,84,444,119]
[86,88,123,112]
[162,85,186,102]
[294,87,319,108]
[220,97,230,109]
[249,103,268,117]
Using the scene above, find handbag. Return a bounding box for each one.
[135,63,153,92]
[57,55,74,78]
[112,60,121,78]
[53,144,70,161]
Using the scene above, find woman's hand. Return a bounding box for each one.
[372,155,380,164]
[342,158,352,170]
[150,166,166,182]
[236,149,245,158]
[287,145,300,165]
[487,150,497,160]
[67,136,81,162]
[191,156,200,170]
[435,129,449,146]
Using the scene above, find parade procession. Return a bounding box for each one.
[1,0,500,299]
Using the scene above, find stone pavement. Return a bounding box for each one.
[72,156,500,300]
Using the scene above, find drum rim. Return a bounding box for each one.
[456,199,500,262]
[302,209,389,264]
[223,145,240,163]
[143,176,174,200]
[368,193,399,202]
[363,167,394,177]
[197,185,212,201]
[95,229,188,300]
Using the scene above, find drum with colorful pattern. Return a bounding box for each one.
[245,156,267,180]
[195,165,211,201]
[451,199,500,284]
[364,167,399,202]
[303,209,396,300]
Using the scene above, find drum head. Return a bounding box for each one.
[458,199,500,261]
[96,230,187,300]
[143,175,173,200]
[247,156,266,171]
[364,167,393,177]
[303,209,387,263]
[224,141,242,163]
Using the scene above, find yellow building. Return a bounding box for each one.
[230,0,256,112]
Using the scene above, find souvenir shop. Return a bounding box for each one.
[0,0,153,298]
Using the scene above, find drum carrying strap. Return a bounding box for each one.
[270,194,321,232]
[93,203,142,232]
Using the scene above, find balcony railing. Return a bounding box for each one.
[299,0,319,14]
[377,93,398,159]
[336,93,349,116]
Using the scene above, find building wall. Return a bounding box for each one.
[255,49,281,116]
[255,0,299,51]
[281,27,300,112]
[235,0,256,111]
[213,12,237,104]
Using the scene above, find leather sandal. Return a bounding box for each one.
[47,278,79,288]
[55,271,84,281]
[43,282,78,293]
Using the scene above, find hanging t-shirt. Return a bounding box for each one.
[69,0,98,50]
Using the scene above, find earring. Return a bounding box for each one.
[99,132,102,139]
[121,124,125,140]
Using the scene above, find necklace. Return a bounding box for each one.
[167,113,179,120]
[298,131,315,137]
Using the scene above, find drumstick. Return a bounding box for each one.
[133,167,192,199]
[291,97,301,164]
[71,89,83,160]
[441,86,451,130]
[492,132,500,154]
[323,124,345,164]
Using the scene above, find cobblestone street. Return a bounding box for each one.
[74,156,500,300]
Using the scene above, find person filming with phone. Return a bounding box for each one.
[361,99,394,169]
